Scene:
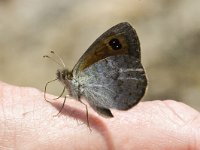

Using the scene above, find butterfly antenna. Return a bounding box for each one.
[50,51,66,68]
[43,55,64,68]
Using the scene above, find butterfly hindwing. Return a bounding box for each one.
[76,55,147,117]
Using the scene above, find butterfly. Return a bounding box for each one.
[45,22,147,121]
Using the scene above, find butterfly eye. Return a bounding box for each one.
[61,72,65,79]
[109,38,122,50]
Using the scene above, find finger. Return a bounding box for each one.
[107,100,200,150]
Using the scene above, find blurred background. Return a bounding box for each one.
[0,0,199,111]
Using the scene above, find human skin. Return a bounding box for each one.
[0,81,200,150]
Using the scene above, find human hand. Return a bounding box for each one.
[0,81,199,150]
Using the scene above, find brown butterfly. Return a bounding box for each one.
[45,22,147,123]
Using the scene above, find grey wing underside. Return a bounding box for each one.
[76,55,147,117]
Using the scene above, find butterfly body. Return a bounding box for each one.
[56,22,147,117]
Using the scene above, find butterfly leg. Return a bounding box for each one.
[53,95,67,117]
[77,84,91,130]
[79,99,91,131]
[53,87,66,100]
[44,78,58,102]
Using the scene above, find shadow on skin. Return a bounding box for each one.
[49,100,115,150]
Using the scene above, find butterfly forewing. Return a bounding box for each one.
[72,22,141,76]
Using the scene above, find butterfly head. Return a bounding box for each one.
[56,69,73,81]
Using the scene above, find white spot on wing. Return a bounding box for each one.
[119,68,144,73]
[118,77,138,80]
